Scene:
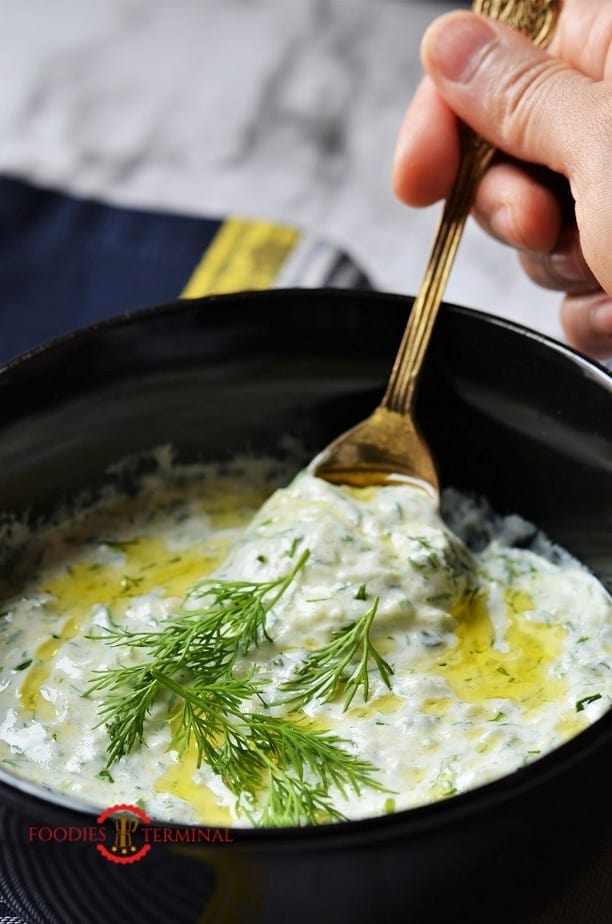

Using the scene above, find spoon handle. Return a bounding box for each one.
[383,129,494,414]
[382,0,561,416]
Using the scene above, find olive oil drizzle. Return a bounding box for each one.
[431,589,568,711]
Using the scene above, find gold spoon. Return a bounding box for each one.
[312,0,561,497]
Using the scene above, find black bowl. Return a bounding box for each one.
[0,289,610,924]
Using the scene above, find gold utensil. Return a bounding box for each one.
[312,0,560,496]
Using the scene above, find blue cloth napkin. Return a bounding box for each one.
[0,174,368,364]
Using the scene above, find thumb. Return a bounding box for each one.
[421,11,598,192]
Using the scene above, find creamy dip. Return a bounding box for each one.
[0,455,610,826]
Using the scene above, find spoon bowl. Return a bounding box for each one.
[310,406,438,494]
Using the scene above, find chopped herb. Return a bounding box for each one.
[384,797,396,814]
[286,537,303,558]
[97,769,115,783]
[496,666,510,677]
[256,555,267,564]
[14,660,32,672]
[120,575,144,591]
[420,630,442,648]
[577,636,589,644]
[491,711,506,722]
[354,584,367,601]
[414,537,440,569]
[576,693,602,712]
[100,539,139,552]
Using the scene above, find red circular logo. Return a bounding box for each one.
[96,804,152,865]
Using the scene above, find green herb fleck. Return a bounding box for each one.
[97,769,115,783]
[415,537,440,568]
[120,575,144,592]
[576,693,602,712]
[15,660,32,672]
[100,539,139,553]
[287,537,302,558]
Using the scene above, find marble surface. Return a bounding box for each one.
[0,0,564,339]
[0,7,610,922]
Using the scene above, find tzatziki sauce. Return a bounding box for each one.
[0,455,610,826]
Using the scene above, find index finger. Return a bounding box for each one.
[392,76,459,206]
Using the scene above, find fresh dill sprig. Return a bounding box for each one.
[88,662,161,765]
[281,597,394,711]
[252,722,383,827]
[154,669,385,827]
[185,548,310,658]
[153,669,266,785]
[88,548,386,825]
[87,550,309,762]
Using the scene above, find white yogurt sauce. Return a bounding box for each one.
[0,457,610,826]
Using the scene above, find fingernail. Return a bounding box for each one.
[547,251,594,286]
[489,204,514,243]
[425,13,497,83]
[591,303,612,335]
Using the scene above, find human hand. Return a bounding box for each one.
[392,1,612,359]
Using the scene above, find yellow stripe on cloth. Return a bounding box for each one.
[181,217,300,298]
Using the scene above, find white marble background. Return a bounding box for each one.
[0,0,564,339]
